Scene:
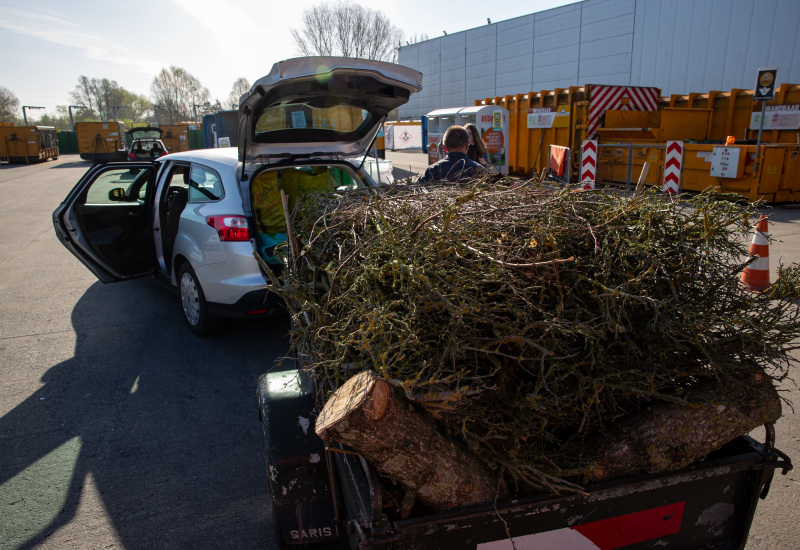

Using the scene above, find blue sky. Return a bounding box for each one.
[0,0,575,119]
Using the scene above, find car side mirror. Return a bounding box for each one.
[108,187,127,201]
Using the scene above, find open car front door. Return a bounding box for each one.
[53,162,158,283]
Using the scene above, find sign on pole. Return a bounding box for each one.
[754,67,778,102]
[753,67,778,173]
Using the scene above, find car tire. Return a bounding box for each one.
[178,263,225,336]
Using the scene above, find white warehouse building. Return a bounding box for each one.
[396,0,800,120]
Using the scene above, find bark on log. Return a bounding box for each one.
[315,370,506,511]
[581,372,781,482]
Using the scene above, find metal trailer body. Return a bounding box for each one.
[157,124,191,154]
[257,368,792,550]
[0,126,59,164]
[75,121,127,162]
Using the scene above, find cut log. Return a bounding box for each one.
[316,370,506,511]
[581,372,781,482]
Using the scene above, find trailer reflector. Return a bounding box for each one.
[478,501,685,550]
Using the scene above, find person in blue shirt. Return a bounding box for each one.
[418,125,486,183]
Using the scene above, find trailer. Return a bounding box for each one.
[157,124,191,153]
[0,126,58,164]
[75,121,127,162]
[257,368,792,550]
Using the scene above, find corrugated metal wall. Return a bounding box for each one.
[398,0,800,119]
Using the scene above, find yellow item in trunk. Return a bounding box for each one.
[251,167,335,234]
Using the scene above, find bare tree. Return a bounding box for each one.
[291,1,404,62]
[150,66,210,124]
[0,85,21,123]
[69,77,151,121]
[228,77,251,109]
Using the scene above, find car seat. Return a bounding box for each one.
[164,185,188,269]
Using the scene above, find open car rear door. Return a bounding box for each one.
[53,162,158,283]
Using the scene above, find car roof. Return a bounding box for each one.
[165,147,239,164]
[160,147,241,178]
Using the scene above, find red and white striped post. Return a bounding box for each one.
[580,140,597,190]
[663,141,683,194]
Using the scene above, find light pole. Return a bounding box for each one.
[22,106,45,126]
[192,103,201,127]
[112,105,130,123]
[68,105,87,132]
[153,105,166,127]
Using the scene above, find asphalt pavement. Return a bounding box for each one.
[0,153,798,549]
[0,155,285,549]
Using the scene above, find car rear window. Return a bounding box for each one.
[188,165,224,202]
[255,104,369,135]
[130,129,162,139]
[134,141,159,151]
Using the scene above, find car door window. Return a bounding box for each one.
[85,167,151,204]
[188,165,224,202]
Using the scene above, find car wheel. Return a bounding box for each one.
[178,263,225,336]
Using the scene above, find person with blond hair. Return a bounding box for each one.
[465,122,491,169]
[418,125,486,183]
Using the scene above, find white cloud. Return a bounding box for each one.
[0,6,163,76]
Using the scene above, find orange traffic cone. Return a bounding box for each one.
[740,215,770,291]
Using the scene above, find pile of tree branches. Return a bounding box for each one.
[263,179,800,493]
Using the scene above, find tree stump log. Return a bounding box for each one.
[315,370,505,511]
[582,372,781,482]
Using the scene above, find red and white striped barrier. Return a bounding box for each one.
[478,502,685,550]
[663,141,683,194]
[587,85,659,139]
[580,140,597,190]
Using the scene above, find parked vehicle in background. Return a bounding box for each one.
[53,57,422,335]
[127,127,168,160]
[75,121,127,162]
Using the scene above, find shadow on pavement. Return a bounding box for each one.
[0,279,289,549]
[392,165,419,181]
[48,161,93,169]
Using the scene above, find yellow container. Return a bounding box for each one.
[476,86,586,177]
[76,121,126,161]
[474,80,800,202]
[158,124,191,153]
[0,126,59,164]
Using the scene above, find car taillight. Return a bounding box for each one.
[127,151,136,159]
[159,150,168,157]
[207,215,249,241]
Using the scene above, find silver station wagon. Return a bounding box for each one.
[53,57,422,335]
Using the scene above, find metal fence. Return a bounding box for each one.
[596,144,666,190]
